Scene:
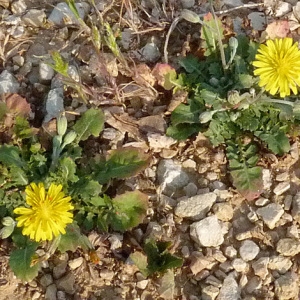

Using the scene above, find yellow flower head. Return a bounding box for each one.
[253,38,300,98]
[14,183,74,242]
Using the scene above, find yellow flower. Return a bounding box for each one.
[253,38,300,98]
[14,183,74,242]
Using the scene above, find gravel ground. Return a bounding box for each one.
[1,0,300,300]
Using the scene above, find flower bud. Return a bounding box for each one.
[63,131,77,145]
[57,113,68,136]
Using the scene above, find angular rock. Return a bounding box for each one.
[245,276,262,294]
[268,256,292,274]
[48,2,90,26]
[0,70,20,94]
[157,159,189,195]
[202,285,219,300]
[217,273,240,300]
[40,274,53,288]
[291,193,300,222]
[190,253,216,275]
[190,215,226,247]
[22,9,46,27]
[68,257,83,270]
[212,202,233,221]
[256,203,284,229]
[239,240,260,262]
[45,284,57,300]
[252,257,269,280]
[181,0,195,9]
[53,260,68,279]
[175,193,217,221]
[232,258,248,273]
[274,272,298,299]
[44,88,64,122]
[39,62,55,82]
[140,41,160,63]
[11,0,27,14]
[273,182,290,196]
[56,273,75,294]
[276,238,300,256]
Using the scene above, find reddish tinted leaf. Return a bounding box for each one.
[5,93,31,116]
[231,166,263,201]
[152,63,177,90]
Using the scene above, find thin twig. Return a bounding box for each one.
[214,3,264,16]
[164,16,181,63]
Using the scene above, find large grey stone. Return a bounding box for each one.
[217,273,240,300]
[56,273,75,294]
[190,215,226,247]
[256,203,284,229]
[48,2,90,26]
[21,9,46,27]
[0,70,20,94]
[175,193,217,220]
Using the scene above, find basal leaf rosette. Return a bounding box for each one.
[14,183,74,242]
[253,38,300,98]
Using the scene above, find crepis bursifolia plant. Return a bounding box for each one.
[163,7,300,200]
[0,103,150,281]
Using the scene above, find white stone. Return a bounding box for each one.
[68,257,83,270]
[262,169,272,191]
[274,1,292,17]
[190,216,226,247]
[232,258,248,273]
[224,246,237,259]
[157,159,189,194]
[39,62,54,81]
[239,240,260,261]
[11,0,27,14]
[273,182,290,195]
[256,203,284,229]
[175,193,217,220]
[136,279,148,289]
[108,233,123,250]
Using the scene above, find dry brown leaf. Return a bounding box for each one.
[5,93,31,116]
[133,63,156,86]
[265,20,290,39]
